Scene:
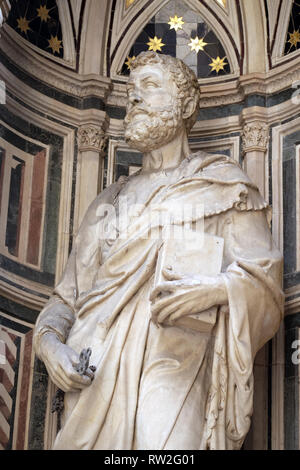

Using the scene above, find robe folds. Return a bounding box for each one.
[34,152,284,450]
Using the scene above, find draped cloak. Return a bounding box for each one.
[34,152,284,450]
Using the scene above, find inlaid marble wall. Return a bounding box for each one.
[0,309,47,450]
[0,97,65,450]
[0,112,64,287]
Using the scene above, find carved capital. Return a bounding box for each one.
[77,126,108,153]
[242,121,269,154]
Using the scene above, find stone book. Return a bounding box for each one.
[154,231,224,332]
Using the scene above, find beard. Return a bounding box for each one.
[124,100,183,152]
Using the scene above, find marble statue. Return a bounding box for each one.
[33,51,284,450]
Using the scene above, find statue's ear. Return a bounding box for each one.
[182,97,197,120]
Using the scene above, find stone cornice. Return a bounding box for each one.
[200,58,300,107]
[3,54,297,144]
[239,60,300,96]
[1,22,300,109]
[285,285,300,316]
[285,297,300,316]
[0,63,109,129]
[108,59,300,110]
[190,96,298,139]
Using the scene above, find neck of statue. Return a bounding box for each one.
[141,129,191,173]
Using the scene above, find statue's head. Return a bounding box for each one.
[124,51,200,152]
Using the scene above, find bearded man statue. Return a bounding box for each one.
[33,51,284,450]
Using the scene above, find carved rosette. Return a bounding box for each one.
[77,126,108,154]
[242,122,269,154]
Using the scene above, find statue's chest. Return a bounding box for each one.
[117,174,168,207]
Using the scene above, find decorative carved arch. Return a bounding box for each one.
[239,0,268,74]
[271,0,300,68]
[78,0,111,75]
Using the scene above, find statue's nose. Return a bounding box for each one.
[129,92,142,105]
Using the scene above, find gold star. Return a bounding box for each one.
[288,29,300,48]
[147,36,165,52]
[188,36,207,53]
[209,56,227,73]
[37,5,51,22]
[48,35,62,54]
[125,55,136,69]
[125,0,135,8]
[168,15,184,32]
[17,17,31,34]
[216,0,227,7]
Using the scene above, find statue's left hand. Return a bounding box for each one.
[150,268,228,326]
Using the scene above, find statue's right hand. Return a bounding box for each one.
[39,333,95,392]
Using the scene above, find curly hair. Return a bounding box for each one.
[130,51,200,134]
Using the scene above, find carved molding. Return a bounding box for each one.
[285,295,300,316]
[200,91,244,108]
[108,59,300,110]
[242,121,269,153]
[0,267,51,311]
[285,285,300,316]
[241,66,300,96]
[78,126,108,153]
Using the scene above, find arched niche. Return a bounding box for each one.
[4,0,76,69]
[108,0,241,82]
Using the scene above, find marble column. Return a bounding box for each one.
[241,119,270,449]
[77,125,107,227]
[242,121,269,199]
